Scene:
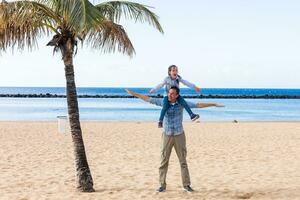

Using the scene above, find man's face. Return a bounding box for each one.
[168,88,179,103]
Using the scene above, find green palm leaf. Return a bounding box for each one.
[1,0,163,55]
[0,0,55,51]
[86,19,135,56]
[95,1,164,33]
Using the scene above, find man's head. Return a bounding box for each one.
[168,86,180,103]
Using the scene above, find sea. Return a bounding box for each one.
[0,87,299,121]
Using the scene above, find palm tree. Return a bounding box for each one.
[0,0,163,192]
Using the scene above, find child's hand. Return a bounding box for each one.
[195,86,201,93]
[149,89,155,94]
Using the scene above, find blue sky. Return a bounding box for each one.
[1,0,300,88]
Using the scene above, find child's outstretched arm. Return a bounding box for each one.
[180,78,201,92]
[149,78,167,93]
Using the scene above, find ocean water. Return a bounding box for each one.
[0,87,299,121]
[1,87,300,96]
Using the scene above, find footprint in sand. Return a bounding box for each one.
[235,192,254,199]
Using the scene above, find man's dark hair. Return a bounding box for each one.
[169,86,180,95]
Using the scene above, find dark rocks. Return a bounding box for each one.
[0,94,299,99]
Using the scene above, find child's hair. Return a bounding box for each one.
[168,65,181,84]
[168,65,177,76]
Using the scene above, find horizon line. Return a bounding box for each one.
[0,86,299,90]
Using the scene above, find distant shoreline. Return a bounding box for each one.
[0,94,299,99]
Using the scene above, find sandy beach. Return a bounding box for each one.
[1,122,300,200]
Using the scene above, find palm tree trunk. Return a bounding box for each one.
[62,38,95,192]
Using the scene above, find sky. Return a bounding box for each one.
[1,0,300,88]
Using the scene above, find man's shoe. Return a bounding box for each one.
[183,185,194,192]
[190,114,199,121]
[156,186,166,192]
[158,121,163,128]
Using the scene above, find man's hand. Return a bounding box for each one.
[125,88,134,96]
[215,104,224,107]
[125,89,150,102]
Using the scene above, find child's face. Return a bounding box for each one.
[169,67,178,79]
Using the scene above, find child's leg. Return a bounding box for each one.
[177,95,195,117]
[159,96,170,122]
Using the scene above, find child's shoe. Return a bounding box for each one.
[158,121,163,128]
[191,114,199,121]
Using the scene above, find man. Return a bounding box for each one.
[125,87,223,192]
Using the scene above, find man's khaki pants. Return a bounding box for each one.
[159,132,191,188]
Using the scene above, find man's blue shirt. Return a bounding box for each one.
[149,98,197,136]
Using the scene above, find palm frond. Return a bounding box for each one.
[95,1,163,33]
[86,20,135,56]
[0,0,55,51]
[41,0,105,35]
[0,0,162,57]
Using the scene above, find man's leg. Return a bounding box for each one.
[159,133,174,189]
[173,133,191,188]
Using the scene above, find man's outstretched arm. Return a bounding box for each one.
[196,103,224,108]
[126,89,223,108]
[125,89,150,102]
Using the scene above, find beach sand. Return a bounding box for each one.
[1,122,300,200]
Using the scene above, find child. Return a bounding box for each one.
[150,65,201,128]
